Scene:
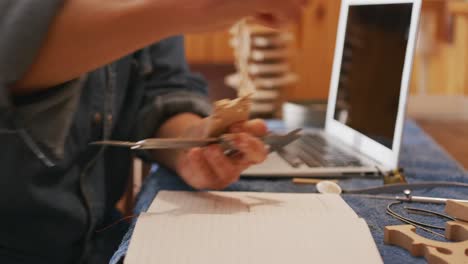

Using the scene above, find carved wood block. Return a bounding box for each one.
[384,225,468,264]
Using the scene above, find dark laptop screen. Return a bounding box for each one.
[333,3,413,149]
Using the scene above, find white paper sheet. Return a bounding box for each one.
[125,191,382,264]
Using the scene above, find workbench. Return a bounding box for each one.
[110,120,468,264]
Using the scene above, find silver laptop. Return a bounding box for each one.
[243,0,422,177]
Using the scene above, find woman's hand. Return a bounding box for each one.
[176,119,268,190]
[154,113,268,190]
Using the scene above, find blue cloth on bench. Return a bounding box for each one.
[110,120,467,264]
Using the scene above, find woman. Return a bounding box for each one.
[0,0,307,263]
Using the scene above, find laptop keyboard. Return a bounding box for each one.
[278,134,364,168]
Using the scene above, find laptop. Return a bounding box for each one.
[243,0,422,177]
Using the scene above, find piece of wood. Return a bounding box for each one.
[445,200,468,222]
[245,24,282,35]
[445,221,468,242]
[248,63,290,75]
[226,72,298,89]
[205,95,251,137]
[421,0,452,42]
[185,31,234,64]
[411,0,468,96]
[448,2,468,97]
[289,0,341,101]
[449,1,468,16]
[384,225,468,264]
[292,178,338,185]
[251,49,290,61]
[416,119,468,169]
[251,34,294,48]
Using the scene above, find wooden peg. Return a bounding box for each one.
[384,225,468,264]
[445,200,468,222]
[292,178,338,185]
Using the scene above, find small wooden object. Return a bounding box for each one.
[384,225,468,264]
[384,200,468,264]
[445,200,468,222]
[445,221,468,242]
[205,95,251,137]
[292,178,338,185]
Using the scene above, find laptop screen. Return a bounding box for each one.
[333,3,413,149]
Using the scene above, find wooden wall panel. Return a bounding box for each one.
[288,0,341,101]
[184,1,342,101]
[184,0,468,100]
[185,31,233,63]
[411,0,468,96]
[449,3,468,96]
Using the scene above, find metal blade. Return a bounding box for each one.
[90,141,138,148]
[91,138,220,150]
[90,129,303,151]
[263,128,302,152]
[136,138,220,149]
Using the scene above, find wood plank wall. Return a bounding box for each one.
[185,31,233,64]
[411,0,468,96]
[288,0,341,100]
[185,0,468,100]
[185,0,341,101]
[449,1,468,96]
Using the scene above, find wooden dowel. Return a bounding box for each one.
[292,178,338,185]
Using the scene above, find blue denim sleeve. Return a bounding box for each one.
[135,36,212,140]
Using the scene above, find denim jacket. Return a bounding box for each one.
[0,3,211,262]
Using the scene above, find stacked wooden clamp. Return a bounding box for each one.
[226,22,298,118]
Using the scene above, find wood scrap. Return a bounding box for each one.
[445,221,468,242]
[204,95,251,137]
[384,198,468,264]
[292,178,338,185]
[384,225,468,264]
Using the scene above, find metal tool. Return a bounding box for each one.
[351,189,468,205]
[91,129,302,153]
[91,138,219,150]
[386,202,447,238]
[263,128,302,152]
[343,181,468,194]
[316,181,468,204]
[316,180,468,195]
